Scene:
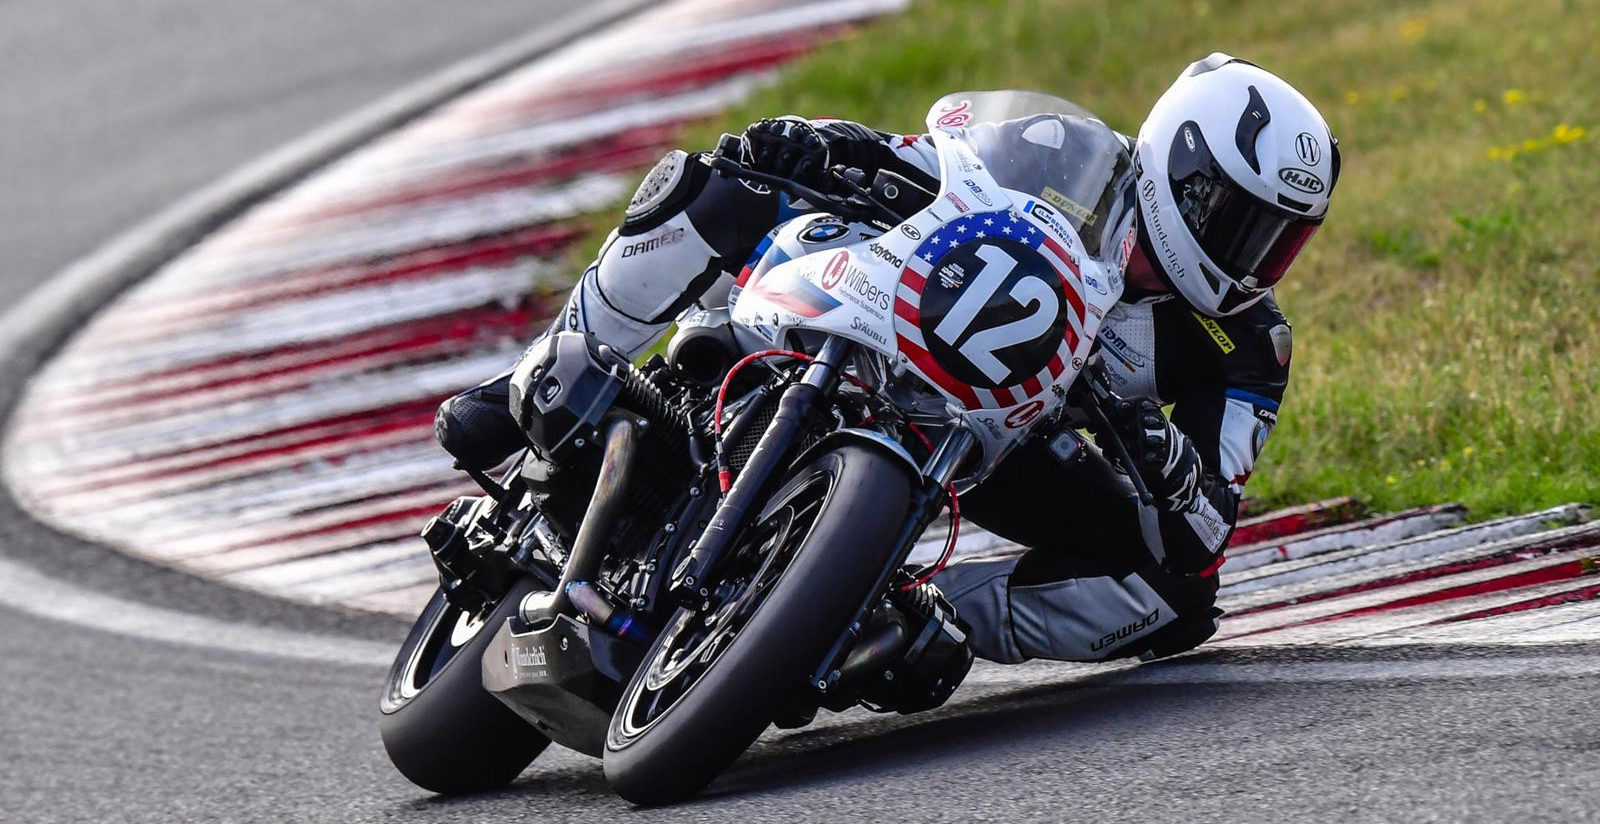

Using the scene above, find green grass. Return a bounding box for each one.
[573,0,1600,516]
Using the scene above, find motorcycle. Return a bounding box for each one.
[379,90,1143,804]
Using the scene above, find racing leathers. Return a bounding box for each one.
[432,117,1292,664]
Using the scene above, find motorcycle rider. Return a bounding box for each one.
[434,54,1339,664]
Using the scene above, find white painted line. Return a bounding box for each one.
[0,554,395,668]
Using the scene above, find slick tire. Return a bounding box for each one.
[604,444,917,804]
[379,576,551,794]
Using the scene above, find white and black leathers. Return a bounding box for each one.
[433,117,1293,664]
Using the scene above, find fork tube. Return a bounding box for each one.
[671,337,854,602]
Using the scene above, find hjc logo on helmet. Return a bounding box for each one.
[1278,167,1326,194]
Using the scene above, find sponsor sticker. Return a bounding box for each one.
[935,100,972,128]
[962,178,994,207]
[867,241,904,268]
[1295,132,1321,165]
[1192,311,1236,354]
[1042,186,1096,225]
[944,191,971,213]
[620,226,686,258]
[1278,167,1325,195]
[900,224,923,240]
[820,250,850,289]
[1004,399,1046,429]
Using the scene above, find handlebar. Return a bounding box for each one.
[702,153,910,228]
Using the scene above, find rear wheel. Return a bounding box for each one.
[379,576,551,794]
[603,444,917,804]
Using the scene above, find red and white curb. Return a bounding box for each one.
[5,0,1598,649]
[2,0,909,618]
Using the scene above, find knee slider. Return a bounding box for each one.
[622,150,711,234]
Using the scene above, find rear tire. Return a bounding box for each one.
[603,444,917,804]
[379,576,551,794]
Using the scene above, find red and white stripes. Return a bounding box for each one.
[3,0,909,617]
[6,0,1598,648]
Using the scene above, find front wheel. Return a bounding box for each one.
[379,576,551,794]
[603,444,918,804]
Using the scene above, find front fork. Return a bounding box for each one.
[670,335,855,607]
[805,424,975,693]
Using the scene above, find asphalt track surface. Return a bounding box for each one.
[2,4,1598,823]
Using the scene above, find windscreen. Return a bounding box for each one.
[928,91,1136,259]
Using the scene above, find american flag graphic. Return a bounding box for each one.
[892,209,1090,410]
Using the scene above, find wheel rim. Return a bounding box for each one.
[612,467,834,743]
[395,597,492,703]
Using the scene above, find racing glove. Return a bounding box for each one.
[1096,397,1203,514]
[741,117,905,193]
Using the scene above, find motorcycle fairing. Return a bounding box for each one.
[728,91,1136,479]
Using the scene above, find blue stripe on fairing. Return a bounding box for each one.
[775,192,805,224]
[1226,387,1280,411]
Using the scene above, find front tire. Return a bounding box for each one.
[603,444,917,804]
[379,576,551,794]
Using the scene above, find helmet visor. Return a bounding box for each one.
[1168,122,1321,289]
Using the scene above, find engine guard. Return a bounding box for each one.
[480,612,635,757]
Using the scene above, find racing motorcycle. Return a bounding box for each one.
[379,90,1144,804]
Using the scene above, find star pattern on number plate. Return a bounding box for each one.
[913,210,1043,271]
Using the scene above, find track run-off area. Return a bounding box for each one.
[2,1,1597,821]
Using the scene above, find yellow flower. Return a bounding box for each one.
[1399,19,1427,42]
[1462,445,1476,457]
[1522,138,1541,151]
[1390,85,1409,101]
[1344,90,1361,106]
[1503,89,1526,105]
[1440,459,1453,470]
[1385,475,1399,485]
[1473,99,1488,114]
[1487,147,1503,160]
[1553,123,1587,143]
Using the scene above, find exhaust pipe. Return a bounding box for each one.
[522,414,637,624]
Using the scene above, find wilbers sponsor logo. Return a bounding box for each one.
[1004,399,1045,429]
[867,241,904,268]
[1089,609,1160,651]
[620,227,686,257]
[820,250,850,289]
[1278,167,1326,195]
[1294,131,1321,165]
[838,264,893,314]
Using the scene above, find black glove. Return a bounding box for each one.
[742,116,833,191]
[1095,397,1203,513]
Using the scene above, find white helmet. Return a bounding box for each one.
[1135,53,1340,316]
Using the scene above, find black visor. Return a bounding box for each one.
[1168,121,1321,289]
